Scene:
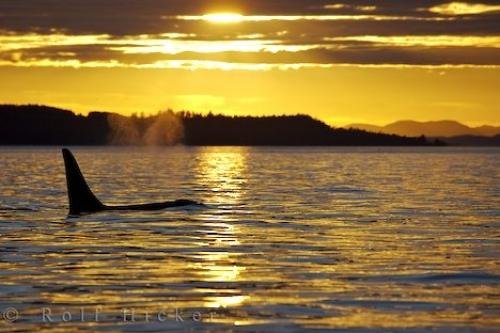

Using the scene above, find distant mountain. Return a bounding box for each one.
[439,135,500,147]
[475,125,500,137]
[0,104,435,146]
[346,120,500,138]
[347,123,382,133]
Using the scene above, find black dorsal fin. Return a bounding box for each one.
[62,148,105,215]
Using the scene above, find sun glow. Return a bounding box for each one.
[203,13,244,23]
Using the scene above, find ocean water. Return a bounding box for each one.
[0,146,498,332]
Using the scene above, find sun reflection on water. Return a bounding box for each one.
[194,148,249,308]
[195,147,248,205]
[194,225,246,309]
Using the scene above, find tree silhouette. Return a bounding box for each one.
[0,104,441,146]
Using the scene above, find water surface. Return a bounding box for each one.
[0,147,499,332]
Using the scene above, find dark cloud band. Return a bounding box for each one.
[1,0,499,67]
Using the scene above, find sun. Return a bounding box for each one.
[202,13,244,23]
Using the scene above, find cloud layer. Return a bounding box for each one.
[1,0,499,69]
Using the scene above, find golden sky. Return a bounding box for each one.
[0,1,499,126]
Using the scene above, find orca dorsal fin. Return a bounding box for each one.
[62,148,105,215]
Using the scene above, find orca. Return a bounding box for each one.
[62,148,202,216]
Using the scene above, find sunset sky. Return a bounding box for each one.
[0,0,499,126]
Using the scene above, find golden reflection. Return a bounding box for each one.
[196,246,249,308]
[195,147,248,205]
[205,295,249,308]
[193,226,247,308]
[197,250,242,283]
[193,148,249,308]
[180,246,249,311]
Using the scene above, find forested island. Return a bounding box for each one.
[0,104,442,146]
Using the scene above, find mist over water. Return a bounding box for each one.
[0,147,498,332]
[108,111,184,145]
[107,114,141,144]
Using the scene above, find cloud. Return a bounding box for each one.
[2,29,500,69]
[111,39,315,54]
[324,4,348,10]
[0,33,111,52]
[324,3,377,12]
[327,35,500,48]
[0,1,499,68]
[174,14,452,22]
[0,57,337,71]
[429,2,500,15]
